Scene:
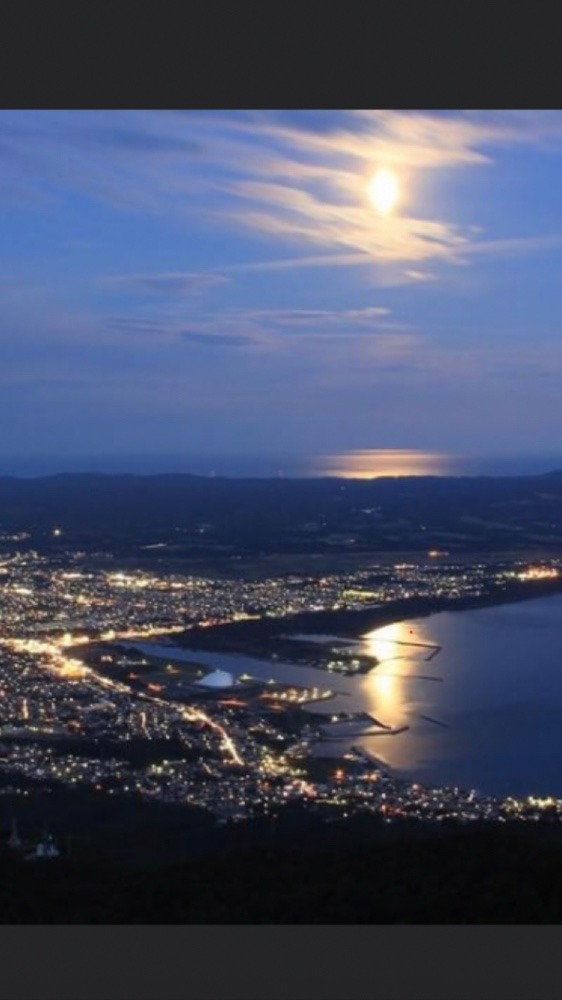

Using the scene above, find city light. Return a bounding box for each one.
[0,546,559,824]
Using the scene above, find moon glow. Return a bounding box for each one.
[368,168,400,215]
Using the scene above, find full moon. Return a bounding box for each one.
[367,168,399,215]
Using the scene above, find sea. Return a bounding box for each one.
[133,592,562,799]
[1,450,561,479]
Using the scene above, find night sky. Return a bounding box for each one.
[1,109,561,467]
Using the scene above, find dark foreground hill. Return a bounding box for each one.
[2,819,562,923]
[1,470,562,556]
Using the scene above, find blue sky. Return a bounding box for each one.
[0,109,561,466]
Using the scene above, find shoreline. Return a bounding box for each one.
[174,575,562,655]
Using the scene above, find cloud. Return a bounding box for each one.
[0,110,205,212]
[195,109,562,274]
[461,233,562,259]
[59,122,201,156]
[179,331,253,348]
[222,189,471,266]
[105,317,172,334]
[101,302,405,354]
[0,111,202,154]
[221,251,370,273]
[186,304,398,343]
[104,272,228,297]
[403,270,436,282]
[3,109,562,281]
[240,306,390,327]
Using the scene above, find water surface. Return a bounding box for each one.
[327,593,562,797]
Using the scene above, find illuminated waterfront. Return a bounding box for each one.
[0,543,561,825]
[132,591,562,798]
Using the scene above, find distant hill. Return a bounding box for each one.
[0,470,561,556]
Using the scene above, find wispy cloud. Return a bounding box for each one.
[220,251,370,273]
[104,272,228,297]
[3,110,562,279]
[239,306,390,327]
[461,233,562,259]
[191,109,562,275]
[179,331,252,348]
[103,303,403,351]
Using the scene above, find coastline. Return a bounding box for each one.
[175,574,562,654]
